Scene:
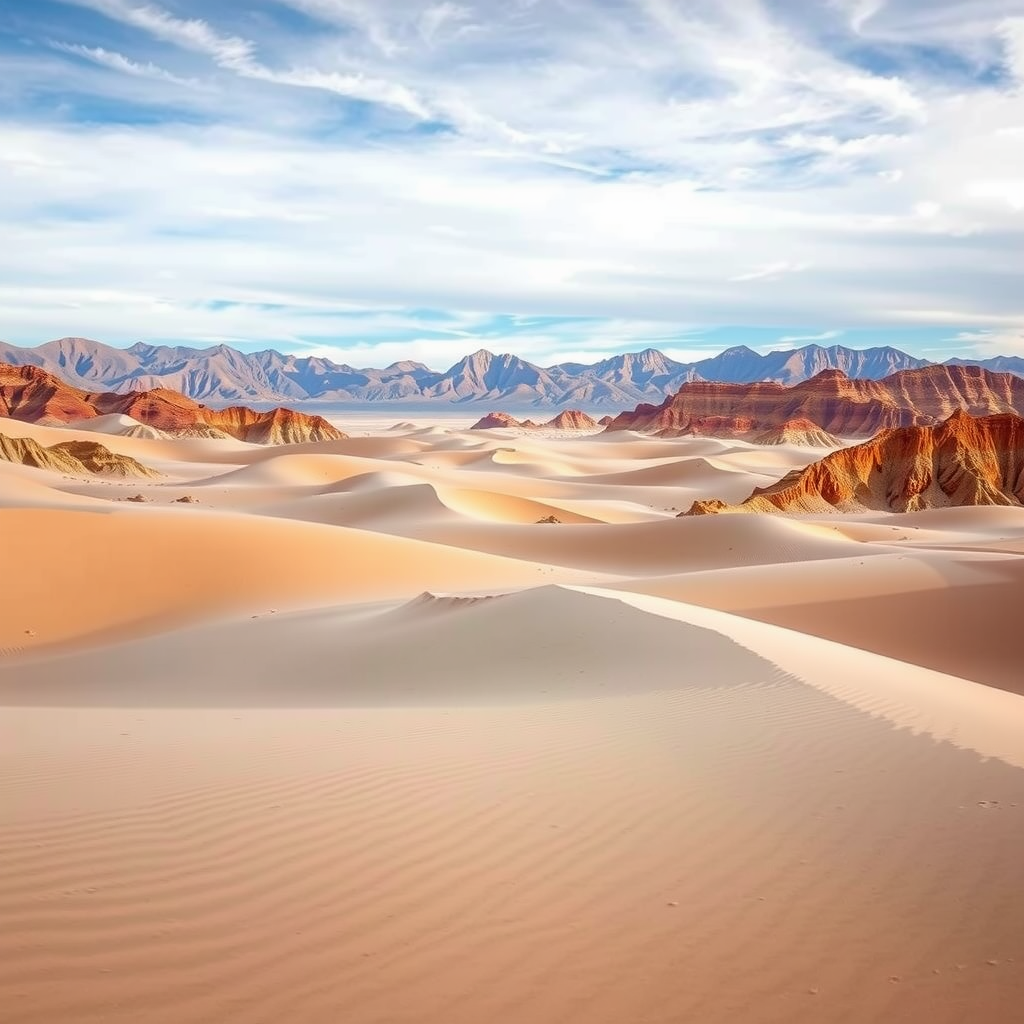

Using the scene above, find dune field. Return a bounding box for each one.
[2,412,1024,1023]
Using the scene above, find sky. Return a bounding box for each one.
[1,0,1023,369]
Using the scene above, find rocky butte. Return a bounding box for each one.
[0,363,346,445]
[685,409,1024,514]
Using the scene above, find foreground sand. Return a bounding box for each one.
[2,414,1023,1022]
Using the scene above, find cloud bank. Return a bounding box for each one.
[1,0,1023,362]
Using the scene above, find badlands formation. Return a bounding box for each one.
[687,410,1024,515]
[0,363,344,444]
[605,363,1024,437]
[2,371,1024,1024]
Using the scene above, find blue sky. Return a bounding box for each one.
[1,0,1023,367]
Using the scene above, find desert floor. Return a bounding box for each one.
[2,412,1023,1023]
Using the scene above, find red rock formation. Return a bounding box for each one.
[606,365,1024,439]
[752,418,841,447]
[545,410,599,430]
[684,410,1024,514]
[470,412,531,429]
[0,363,346,444]
[470,409,597,431]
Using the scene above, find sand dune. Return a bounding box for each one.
[0,506,600,652]
[3,414,1024,1024]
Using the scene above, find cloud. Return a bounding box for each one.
[948,327,1024,356]
[49,41,195,85]
[70,0,255,67]
[58,0,429,116]
[1,0,1021,360]
[419,3,472,45]
[777,330,843,345]
[1004,19,1024,81]
[731,262,809,283]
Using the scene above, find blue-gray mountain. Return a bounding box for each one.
[0,337,1007,406]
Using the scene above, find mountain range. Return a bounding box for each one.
[0,337,935,406]
[0,336,1019,407]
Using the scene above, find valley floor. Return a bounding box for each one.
[2,414,1023,1023]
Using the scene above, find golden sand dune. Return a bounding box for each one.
[2,413,1024,1024]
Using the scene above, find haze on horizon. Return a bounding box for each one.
[1,0,1023,366]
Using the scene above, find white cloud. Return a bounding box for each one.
[49,42,195,84]
[419,3,472,45]
[777,330,843,345]
[4,0,1021,357]
[731,262,809,283]
[1001,17,1024,81]
[60,0,430,116]
[948,327,1024,356]
[72,0,255,67]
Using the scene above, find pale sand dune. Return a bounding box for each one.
[0,462,114,509]
[619,548,1024,692]
[3,419,1024,1024]
[2,590,1023,1023]
[0,506,601,651]
[68,413,168,440]
[389,514,879,573]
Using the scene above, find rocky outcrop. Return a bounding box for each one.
[544,410,599,430]
[0,363,346,444]
[682,410,1024,515]
[0,433,159,478]
[752,418,841,447]
[470,412,537,430]
[470,409,598,431]
[606,365,1024,439]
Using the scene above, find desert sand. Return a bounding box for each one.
[2,413,1024,1024]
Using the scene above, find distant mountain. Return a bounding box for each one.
[946,355,1024,376]
[691,344,930,384]
[0,336,980,407]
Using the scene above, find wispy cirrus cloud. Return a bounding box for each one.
[49,40,195,85]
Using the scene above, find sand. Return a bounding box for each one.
[2,415,1023,1023]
